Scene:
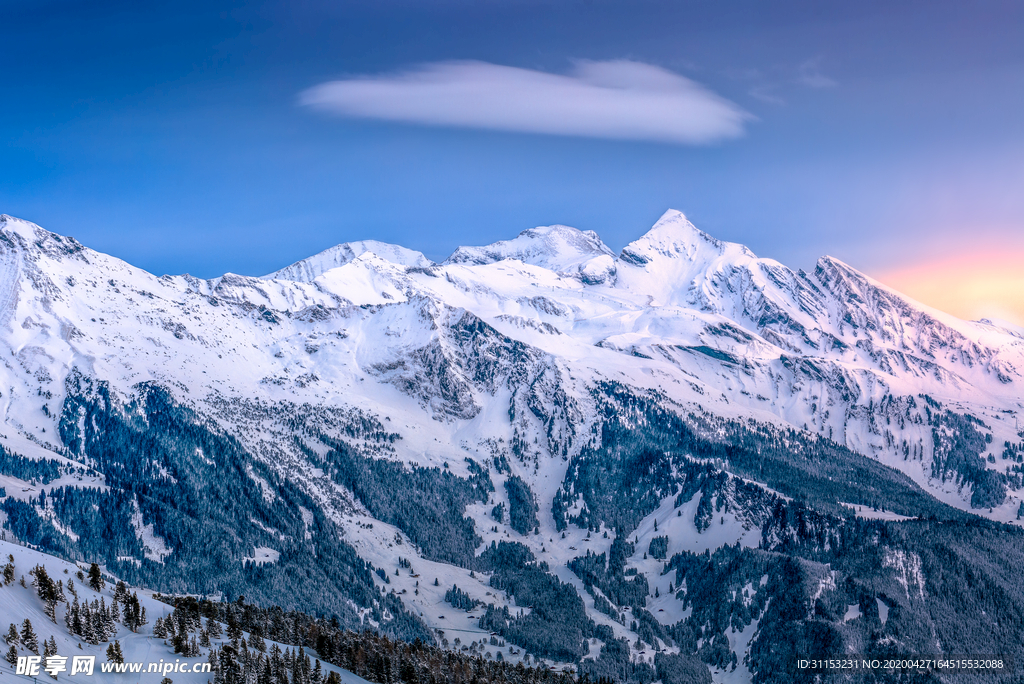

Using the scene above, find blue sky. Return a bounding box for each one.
[3,0,1023,302]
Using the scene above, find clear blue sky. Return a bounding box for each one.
[3,0,1023,279]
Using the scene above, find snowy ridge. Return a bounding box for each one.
[1,210,1023,683]
[446,224,617,284]
[0,206,1021,517]
[264,239,432,281]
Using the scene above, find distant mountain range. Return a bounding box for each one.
[1,210,1022,684]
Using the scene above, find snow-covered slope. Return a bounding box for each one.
[0,204,1021,530]
[445,224,617,284]
[264,239,432,281]
[1,209,1023,682]
[0,538,368,683]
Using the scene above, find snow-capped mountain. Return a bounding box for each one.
[445,224,616,284]
[1,210,1023,684]
[265,239,433,282]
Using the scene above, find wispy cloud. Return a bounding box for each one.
[797,58,837,88]
[748,84,786,106]
[300,60,752,144]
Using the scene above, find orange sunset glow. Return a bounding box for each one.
[872,251,1024,328]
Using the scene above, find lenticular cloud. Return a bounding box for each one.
[300,60,751,144]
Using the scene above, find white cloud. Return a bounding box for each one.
[299,60,752,144]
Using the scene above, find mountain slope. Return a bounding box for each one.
[0,210,1023,684]
[0,537,373,683]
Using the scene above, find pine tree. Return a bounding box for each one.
[90,602,104,643]
[87,563,104,592]
[106,641,121,663]
[4,623,18,645]
[1,555,13,585]
[20,619,38,653]
[82,605,96,645]
[43,635,57,658]
[226,618,243,643]
[164,615,176,639]
[101,598,115,638]
[4,645,16,666]
[72,601,83,638]
[257,656,274,684]
[172,630,188,655]
[122,598,134,631]
[206,618,222,639]
[219,644,243,684]
[208,647,221,684]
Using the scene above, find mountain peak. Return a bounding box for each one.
[263,239,432,282]
[444,223,614,276]
[0,214,89,261]
[618,209,753,268]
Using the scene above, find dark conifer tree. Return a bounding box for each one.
[87,563,104,592]
[20,619,37,653]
